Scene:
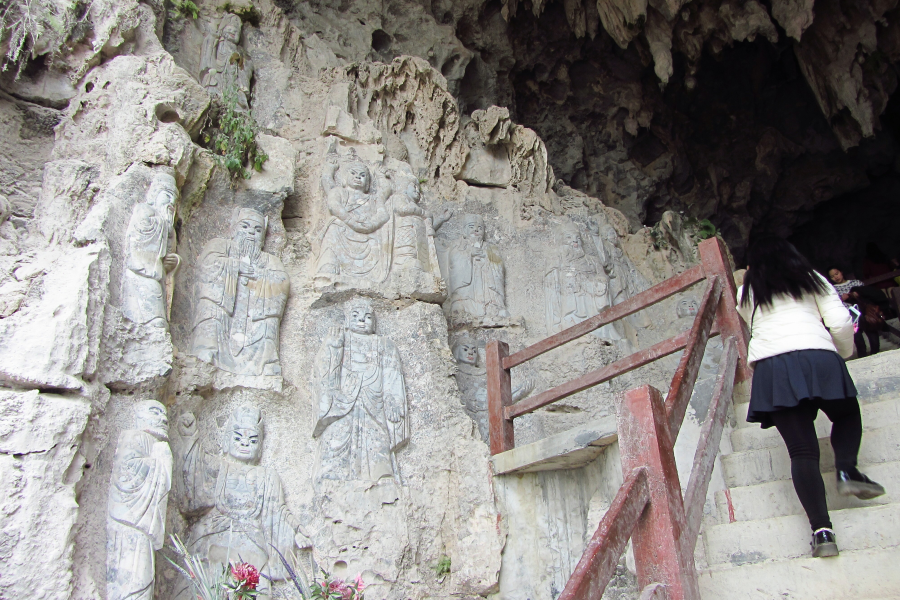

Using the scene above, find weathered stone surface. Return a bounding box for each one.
[0,391,91,600]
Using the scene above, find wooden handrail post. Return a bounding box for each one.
[486,340,514,455]
[698,237,751,382]
[618,385,700,600]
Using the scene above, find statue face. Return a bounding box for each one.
[677,297,699,319]
[346,165,371,192]
[406,181,421,203]
[135,402,169,441]
[223,23,241,44]
[348,306,375,334]
[152,188,177,220]
[463,220,485,242]
[235,218,265,252]
[603,227,618,243]
[454,342,478,366]
[227,427,261,462]
[562,229,582,251]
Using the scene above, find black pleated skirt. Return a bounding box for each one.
[747,349,858,429]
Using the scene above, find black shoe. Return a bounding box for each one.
[836,469,886,500]
[811,528,839,558]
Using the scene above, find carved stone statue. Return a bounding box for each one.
[676,296,699,319]
[313,298,409,482]
[107,400,173,600]
[200,13,253,110]
[122,173,180,328]
[452,337,533,441]
[594,223,652,335]
[544,223,620,339]
[175,405,307,598]
[389,173,452,276]
[314,159,393,288]
[191,208,290,377]
[440,214,509,323]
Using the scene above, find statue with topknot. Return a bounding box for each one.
[313,298,409,482]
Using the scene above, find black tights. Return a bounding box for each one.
[768,397,863,531]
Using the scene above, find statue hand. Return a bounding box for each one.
[385,402,403,423]
[295,531,313,550]
[238,260,257,279]
[163,253,180,272]
[325,326,344,348]
[178,412,198,437]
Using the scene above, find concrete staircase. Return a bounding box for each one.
[698,349,900,599]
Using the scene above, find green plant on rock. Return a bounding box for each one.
[0,0,89,74]
[169,0,199,19]
[202,82,268,184]
[219,1,261,26]
[696,218,717,240]
[432,555,451,578]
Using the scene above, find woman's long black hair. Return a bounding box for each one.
[740,236,829,309]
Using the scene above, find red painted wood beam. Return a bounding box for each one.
[682,338,739,550]
[557,467,651,600]
[486,340,515,455]
[618,385,700,600]
[503,265,706,370]
[665,275,722,442]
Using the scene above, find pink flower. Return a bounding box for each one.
[231,562,260,590]
[354,574,366,593]
[328,579,354,600]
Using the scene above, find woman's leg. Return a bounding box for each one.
[769,403,832,531]
[816,397,863,473]
[867,330,881,355]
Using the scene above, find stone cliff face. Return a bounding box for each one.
[278,0,900,262]
[0,1,896,599]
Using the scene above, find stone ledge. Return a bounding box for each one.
[491,416,617,475]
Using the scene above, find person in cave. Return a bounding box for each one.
[829,267,894,356]
[738,237,885,559]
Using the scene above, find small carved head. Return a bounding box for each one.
[221,13,242,44]
[555,223,583,251]
[404,178,421,203]
[231,207,267,254]
[676,297,700,319]
[461,214,485,242]
[601,225,619,244]
[224,404,263,463]
[452,337,479,367]
[342,161,372,193]
[134,400,169,441]
[146,173,178,220]
[345,297,376,335]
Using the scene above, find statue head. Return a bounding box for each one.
[146,173,178,221]
[555,223,583,251]
[452,337,479,367]
[224,404,263,463]
[221,13,242,45]
[134,400,169,441]
[676,297,699,319]
[601,225,619,244]
[231,207,267,257]
[404,177,421,203]
[345,297,376,335]
[461,214,485,243]
[342,161,372,193]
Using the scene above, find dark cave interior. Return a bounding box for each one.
[447,0,900,272]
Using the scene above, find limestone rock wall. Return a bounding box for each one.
[0,1,718,599]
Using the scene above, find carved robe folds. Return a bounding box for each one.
[192,238,289,376]
[314,327,409,482]
[107,405,172,600]
[122,204,176,326]
[178,438,298,580]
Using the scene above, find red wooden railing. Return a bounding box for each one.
[486,237,751,600]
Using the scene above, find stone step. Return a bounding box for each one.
[714,461,900,523]
[730,397,900,453]
[699,545,900,600]
[702,502,900,568]
[721,426,900,488]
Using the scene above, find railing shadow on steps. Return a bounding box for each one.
[486,237,752,600]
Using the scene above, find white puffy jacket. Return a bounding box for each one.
[735,272,854,364]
